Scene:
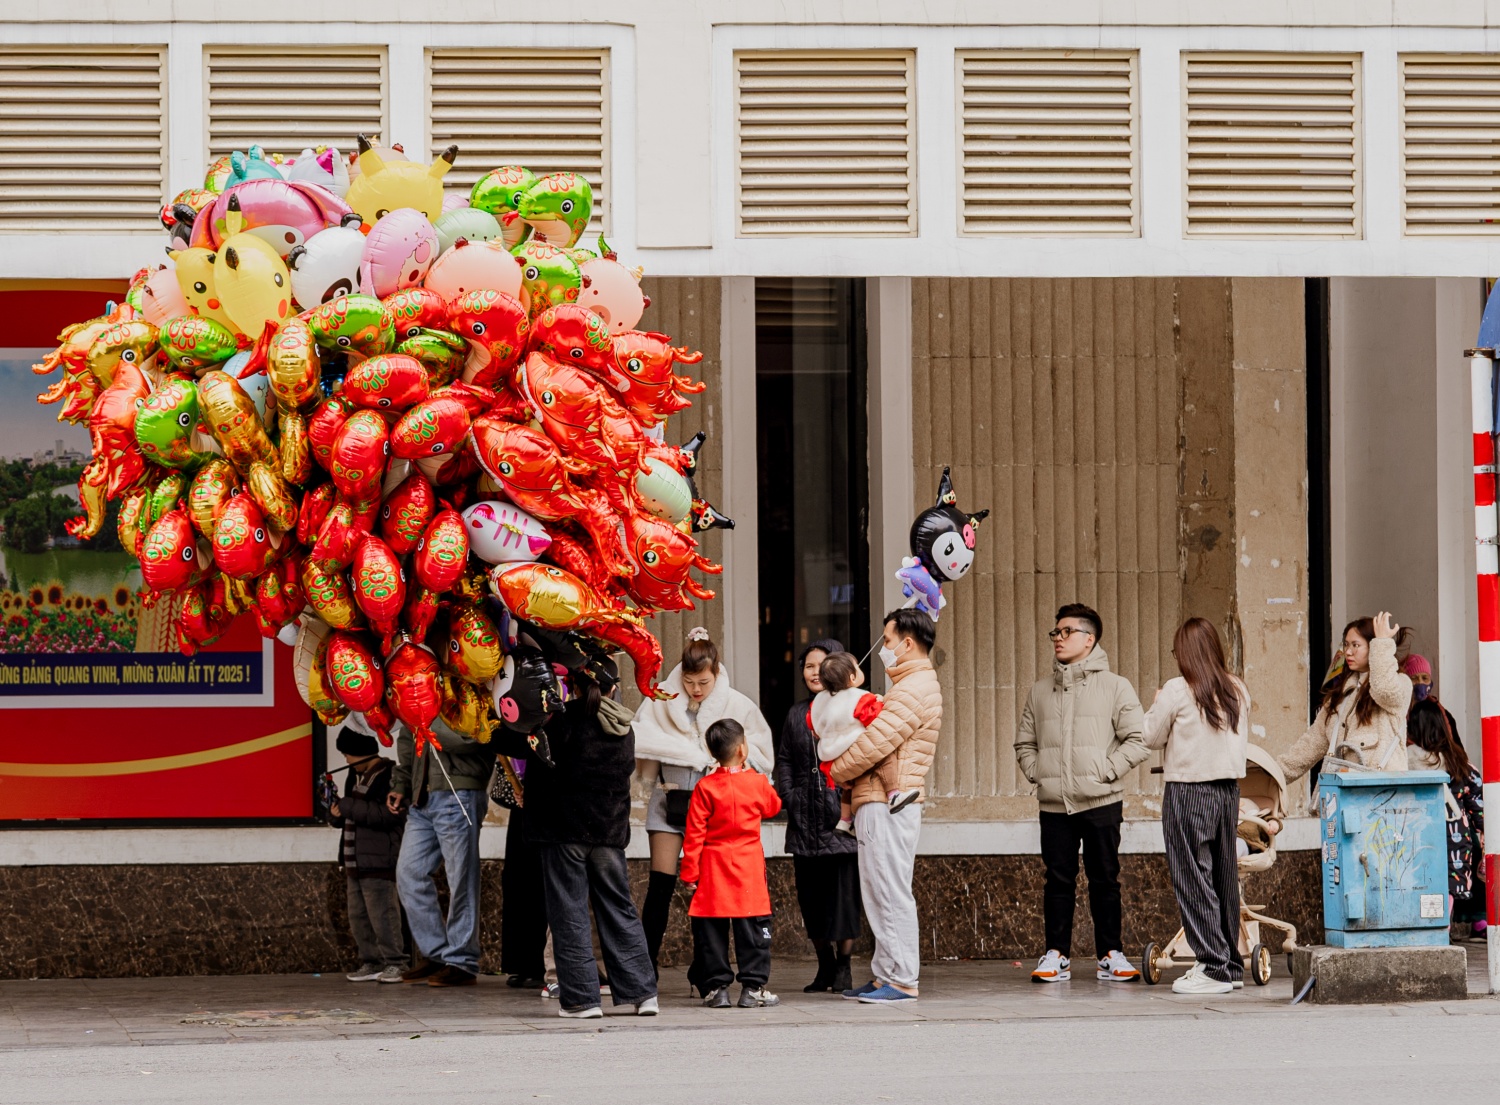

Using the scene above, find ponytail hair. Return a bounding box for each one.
[682,626,720,676]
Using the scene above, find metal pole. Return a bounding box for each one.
[1466,347,1500,994]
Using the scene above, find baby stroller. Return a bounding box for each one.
[1141,744,1300,986]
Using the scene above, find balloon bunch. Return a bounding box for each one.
[895,467,989,619]
[34,136,731,754]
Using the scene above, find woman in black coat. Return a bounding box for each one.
[773,638,863,993]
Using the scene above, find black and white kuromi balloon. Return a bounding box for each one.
[896,467,990,619]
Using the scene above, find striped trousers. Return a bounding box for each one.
[1162,779,1242,983]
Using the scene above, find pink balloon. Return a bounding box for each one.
[578,256,647,335]
[142,265,192,326]
[421,238,523,303]
[189,178,353,256]
[359,208,439,299]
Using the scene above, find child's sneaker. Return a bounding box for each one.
[738,985,780,1007]
[835,818,855,836]
[345,963,382,982]
[1031,950,1070,983]
[376,965,404,983]
[1097,950,1140,981]
[888,788,921,813]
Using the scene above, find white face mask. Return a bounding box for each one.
[878,644,899,669]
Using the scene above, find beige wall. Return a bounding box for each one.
[910,278,1310,820]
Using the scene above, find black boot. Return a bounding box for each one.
[831,953,852,993]
[804,943,836,993]
[642,870,677,977]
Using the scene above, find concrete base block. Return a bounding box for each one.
[1291,944,1468,1004]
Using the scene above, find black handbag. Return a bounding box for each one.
[662,787,693,830]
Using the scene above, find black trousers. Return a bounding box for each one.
[1162,780,1242,983]
[500,810,548,980]
[1039,801,1123,959]
[690,915,773,990]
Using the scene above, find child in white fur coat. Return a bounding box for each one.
[809,652,920,833]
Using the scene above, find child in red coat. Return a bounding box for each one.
[680,718,783,1008]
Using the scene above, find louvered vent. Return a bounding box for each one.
[1184,53,1361,238]
[0,46,165,231]
[959,51,1138,236]
[428,50,608,230]
[736,51,915,236]
[1401,55,1500,235]
[206,47,387,160]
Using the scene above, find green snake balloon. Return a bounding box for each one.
[512,241,582,316]
[306,293,396,358]
[135,377,215,469]
[158,316,241,373]
[469,164,537,249]
[518,172,593,248]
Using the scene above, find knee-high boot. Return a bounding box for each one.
[642,870,677,976]
[804,942,836,993]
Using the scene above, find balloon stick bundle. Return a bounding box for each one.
[35,137,732,754]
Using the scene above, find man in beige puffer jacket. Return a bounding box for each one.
[830,608,943,1003]
[1015,603,1148,985]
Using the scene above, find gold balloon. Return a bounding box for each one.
[443,603,503,683]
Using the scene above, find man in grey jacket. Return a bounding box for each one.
[1015,603,1148,985]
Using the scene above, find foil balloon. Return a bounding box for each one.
[909,466,990,584]
[345,136,457,225]
[517,171,593,248]
[578,243,648,334]
[443,601,503,683]
[302,557,365,629]
[306,293,395,357]
[422,237,523,304]
[384,642,444,755]
[285,145,350,197]
[189,177,353,255]
[140,509,209,595]
[390,395,471,459]
[286,218,366,309]
[635,456,693,525]
[623,510,721,612]
[359,208,439,298]
[262,315,321,410]
[434,206,502,254]
[295,480,337,545]
[529,303,614,383]
[330,410,390,504]
[352,533,407,648]
[379,471,436,555]
[311,497,378,570]
[134,377,214,470]
[212,493,281,579]
[141,265,193,327]
[441,674,497,744]
[513,240,581,315]
[343,353,429,412]
[461,500,551,564]
[491,646,565,735]
[158,315,240,373]
[469,164,537,249]
[609,330,707,427]
[396,329,467,387]
[308,395,353,470]
[325,630,390,743]
[188,458,241,538]
[412,508,469,592]
[294,616,348,724]
[214,196,293,336]
[446,288,530,388]
[169,246,237,329]
[383,287,449,340]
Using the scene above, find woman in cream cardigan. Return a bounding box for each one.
[1279,611,1412,781]
[632,628,774,979]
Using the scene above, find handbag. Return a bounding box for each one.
[489,757,524,810]
[662,786,693,830]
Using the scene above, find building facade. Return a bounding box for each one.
[0,3,1491,974]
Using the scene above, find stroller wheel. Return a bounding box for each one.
[1250,943,1272,986]
[1141,941,1162,986]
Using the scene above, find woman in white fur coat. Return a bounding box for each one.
[632,628,774,979]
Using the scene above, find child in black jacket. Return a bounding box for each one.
[327,730,407,982]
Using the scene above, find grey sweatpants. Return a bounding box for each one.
[1162,780,1242,983]
[855,800,922,989]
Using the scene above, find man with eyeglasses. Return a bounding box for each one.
[1015,603,1148,985]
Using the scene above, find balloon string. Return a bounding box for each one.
[857,594,921,668]
[429,750,475,829]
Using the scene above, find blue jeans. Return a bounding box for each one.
[540,843,656,1010]
[396,789,488,976]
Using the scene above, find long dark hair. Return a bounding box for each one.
[1407,697,1471,780]
[1321,617,1414,727]
[1173,617,1243,732]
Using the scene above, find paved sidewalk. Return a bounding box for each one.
[0,945,1492,1050]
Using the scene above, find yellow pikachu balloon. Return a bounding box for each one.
[214,194,293,337]
[345,133,457,225]
[168,246,238,330]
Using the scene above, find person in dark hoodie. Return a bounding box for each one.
[327,730,406,983]
[525,659,659,1019]
[388,716,497,987]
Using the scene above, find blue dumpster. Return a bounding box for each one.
[1318,769,1451,947]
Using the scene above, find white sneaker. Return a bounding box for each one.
[1031,950,1070,983]
[376,965,404,983]
[1172,963,1233,995]
[1231,980,1244,990]
[1097,950,1140,982]
[558,1005,603,1019]
[636,996,659,1016]
[345,964,382,982]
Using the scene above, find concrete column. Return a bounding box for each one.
[719,276,760,696]
[867,276,915,652]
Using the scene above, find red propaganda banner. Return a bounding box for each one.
[0,285,314,822]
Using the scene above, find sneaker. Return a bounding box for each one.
[738,986,779,1008]
[428,965,477,987]
[1097,950,1140,982]
[558,1005,603,1019]
[400,961,444,983]
[540,982,560,999]
[842,979,881,1000]
[376,965,405,984]
[889,788,921,813]
[345,964,382,982]
[835,819,855,836]
[1171,963,1233,995]
[703,986,732,1008]
[1230,980,1244,990]
[636,996,659,1016]
[857,983,918,1004]
[1031,951,1070,983]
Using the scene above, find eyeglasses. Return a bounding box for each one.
[1048,627,1092,641]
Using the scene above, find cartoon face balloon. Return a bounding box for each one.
[422,237,523,304]
[214,230,292,336]
[345,137,456,225]
[469,164,538,249]
[141,265,192,327]
[433,206,502,254]
[285,145,350,197]
[287,221,366,309]
[517,172,593,248]
[909,466,990,582]
[169,246,237,329]
[189,178,353,255]
[491,646,565,734]
[578,253,648,335]
[461,500,552,564]
[359,208,439,299]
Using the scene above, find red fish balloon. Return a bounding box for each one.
[412,508,469,592]
[212,493,281,579]
[330,410,390,504]
[390,395,471,460]
[384,641,444,756]
[325,630,390,743]
[140,509,208,595]
[352,534,407,650]
[378,471,435,555]
[447,287,529,388]
[343,353,430,413]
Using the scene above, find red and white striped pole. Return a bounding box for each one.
[1467,346,1500,993]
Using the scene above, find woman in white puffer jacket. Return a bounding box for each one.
[631,628,774,980]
